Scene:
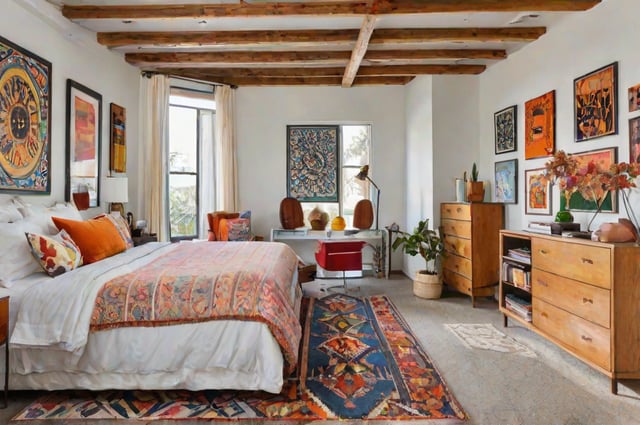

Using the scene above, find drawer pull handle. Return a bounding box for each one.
[541,312,548,318]
[581,335,593,342]
[583,298,593,304]
[539,249,549,255]
[581,257,594,264]
[456,207,462,213]
[537,280,548,287]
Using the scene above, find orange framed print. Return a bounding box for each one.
[525,168,551,215]
[524,90,555,159]
[574,62,618,142]
[628,83,640,113]
[110,103,126,173]
[630,116,640,164]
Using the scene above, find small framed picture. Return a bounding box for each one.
[494,159,518,204]
[629,116,640,164]
[524,168,551,215]
[628,83,640,113]
[494,105,517,154]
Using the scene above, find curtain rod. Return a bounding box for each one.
[141,71,237,89]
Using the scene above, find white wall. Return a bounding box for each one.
[0,1,140,217]
[478,0,640,231]
[235,86,406,255]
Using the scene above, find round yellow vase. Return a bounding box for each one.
[331,216,346,231]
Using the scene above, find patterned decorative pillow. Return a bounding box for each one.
[104,213,134,249]
[219,217,251,241]
[25,230,83,277]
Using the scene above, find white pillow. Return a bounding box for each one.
[0,204,22,223]
[0,220,48,287]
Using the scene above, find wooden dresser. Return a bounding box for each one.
[499,230,640,394]
[440,202,504,306]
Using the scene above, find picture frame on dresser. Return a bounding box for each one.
[494,105,517,154]
[494,159,518,204]
[574,62,618,142]
[65,79,102,208]
[524,168,551,215]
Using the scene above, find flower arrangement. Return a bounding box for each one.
[539,150,640,235]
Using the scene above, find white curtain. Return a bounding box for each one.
[139,74,170,241]
[214,85,238,212]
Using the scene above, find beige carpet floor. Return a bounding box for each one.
[2,274,639,424]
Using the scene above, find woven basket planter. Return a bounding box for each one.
[413,271,443,299]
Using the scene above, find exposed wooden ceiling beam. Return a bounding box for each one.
[126,49,505,67]
[343,15,376,88]
[155,73,417,86]
[154,64,486,78]
[62,1,601,20]
[370,27,546,43]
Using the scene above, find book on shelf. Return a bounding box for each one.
[506,247,531,264]
[504,294,532,322]
[502,261,531,291]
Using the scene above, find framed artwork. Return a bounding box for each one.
[494,105,517,154]
[110,103,126,173]
[574,62,618,142]
[0,35,52,194]
[287,125,339,202]
[66,79,102,208]
[629,117,640,164]
[628,83,640,113]
[524,90,555,159]
[494,159,518,204]
[560,147,618,212]
[525,168,551,215]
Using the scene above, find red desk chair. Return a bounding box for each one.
[315,240,367,292]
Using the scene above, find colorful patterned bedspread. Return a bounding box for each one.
[90,242,301,370]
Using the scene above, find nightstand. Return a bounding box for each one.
[133,233,158,246]
[0,296,8,408]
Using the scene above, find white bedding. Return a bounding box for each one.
[4,242,300,394]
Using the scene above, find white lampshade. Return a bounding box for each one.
[102,177,129,203]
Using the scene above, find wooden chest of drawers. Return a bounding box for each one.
[499,230,640,394]
[441,203,504,306]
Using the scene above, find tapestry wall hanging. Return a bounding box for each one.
[287,125,339,202]
[0,35,52,194]
[574,62,618,142]
[524,90,555,160]
[66,79,102,208]
[110,103,126,173]
[494,105,517,154]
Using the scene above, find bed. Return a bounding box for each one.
[0,200,302,394]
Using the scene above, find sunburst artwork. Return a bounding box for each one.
[0,35,51,193]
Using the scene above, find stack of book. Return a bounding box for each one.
[526,221,553,234]
[506,247,531,264]
[504,294,532,322]
[502,260,531,291]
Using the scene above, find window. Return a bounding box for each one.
[301,124,371,228]
[168,90,215,241]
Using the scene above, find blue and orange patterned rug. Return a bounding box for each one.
[12,294,466,423]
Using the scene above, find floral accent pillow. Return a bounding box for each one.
[25,230,83,277]
[104,213,134,249]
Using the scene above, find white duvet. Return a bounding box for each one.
[6,242,295,393]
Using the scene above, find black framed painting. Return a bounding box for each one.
[66,79,102,208]
[494,159,518,204]
[286,125,339,202]
[0,35,52,194]
[574,62,618,142]
[494,105,517,154]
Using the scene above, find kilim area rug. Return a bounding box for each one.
[12,294,466,424]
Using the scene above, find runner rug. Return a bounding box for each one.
[12,294,466,424]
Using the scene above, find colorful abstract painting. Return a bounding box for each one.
[110,103,126,173]
[525,168,551,215]
[0,35,51,194]
[630,116,640,164]
[574,62,618,142]
[495,159,518,204]
[628,83,640,113]
[524,90,555,159]
[495,104,517,154]
[287,125,339,201]
[559,147,617,212]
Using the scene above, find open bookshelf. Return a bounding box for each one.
[499,230,532,326]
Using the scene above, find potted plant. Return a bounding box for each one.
[466,162,485,202]
[392,219,445,299]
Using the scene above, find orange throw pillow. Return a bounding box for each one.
[52,216,127,264]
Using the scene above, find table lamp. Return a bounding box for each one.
[355,165,380,231]
[102,176,128,216]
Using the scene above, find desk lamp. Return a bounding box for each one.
[355,165,380,231]
[102,176,129,216]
